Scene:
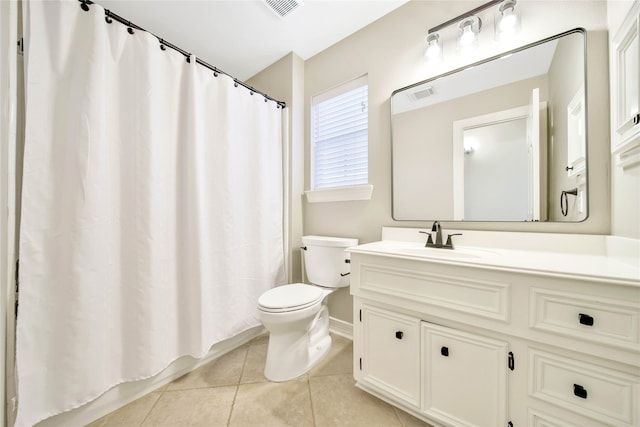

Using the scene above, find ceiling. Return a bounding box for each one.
[95,0,410,81]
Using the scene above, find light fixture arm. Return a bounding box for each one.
[427,0,502,34]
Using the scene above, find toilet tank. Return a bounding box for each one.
[302,236,358,288]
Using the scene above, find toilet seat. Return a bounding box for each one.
[258,284,324,313]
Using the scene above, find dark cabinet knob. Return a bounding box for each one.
[440,346,449,356]
[395,331,403,339]
[573,383,588,399]
[579,313,594,326]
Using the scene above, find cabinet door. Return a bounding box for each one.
[612,1,640,164]
[360,305,421,407]
[422,322,508,427]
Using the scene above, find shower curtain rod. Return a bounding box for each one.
[78,0,286,109]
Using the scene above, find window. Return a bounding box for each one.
[310,76,370,198]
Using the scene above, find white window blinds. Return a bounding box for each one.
[311,77,368,190]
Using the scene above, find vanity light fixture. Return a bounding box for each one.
[424,0,521,64]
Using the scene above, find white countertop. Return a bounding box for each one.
[347,228,640,287]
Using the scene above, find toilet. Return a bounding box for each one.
[257,235,358,382]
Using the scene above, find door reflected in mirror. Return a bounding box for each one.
[391,29,587,222]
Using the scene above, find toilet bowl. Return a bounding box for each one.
[257,236,358,382]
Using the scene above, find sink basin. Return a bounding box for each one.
[395,246,496,259]
[373,242,498,260]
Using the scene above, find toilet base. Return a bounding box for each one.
[263,305,332,382]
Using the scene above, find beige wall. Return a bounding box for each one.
[247,53,306,283]
[251,0,626,323]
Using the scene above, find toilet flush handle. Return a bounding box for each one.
[341,258,351,276]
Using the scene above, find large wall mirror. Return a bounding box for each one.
[392,29,588,222]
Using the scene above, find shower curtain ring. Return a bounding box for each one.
[80,1,90,11]
[127,21,134,34]
[159,39,166,51]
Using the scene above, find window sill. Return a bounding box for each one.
[305,184,374,203]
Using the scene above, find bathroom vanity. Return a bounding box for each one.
[349,227,640,427]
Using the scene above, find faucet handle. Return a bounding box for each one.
[445,233,462,249]
[419,230,434,247]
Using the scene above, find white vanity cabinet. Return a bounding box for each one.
[349,242,640,427]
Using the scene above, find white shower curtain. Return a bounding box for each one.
[16,1,286,425]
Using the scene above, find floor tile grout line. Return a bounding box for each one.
[391,406,406,427]
[307,376,318,427]
[137,388,165,427]
[226,341,251,426]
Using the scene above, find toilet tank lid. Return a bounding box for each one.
[302,235,358,248]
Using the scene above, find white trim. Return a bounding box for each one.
[329,316,353,340]
[0,2,18,425]
[311,74,368,105]
[305,184,373,203]
[613,132,640,169]
[566,87,586,176]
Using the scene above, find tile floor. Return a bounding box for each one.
[87,334,434,427]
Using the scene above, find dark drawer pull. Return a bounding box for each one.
[440,346,449,357]
[573,383,588,399]
[579,313,594,326]
[633,113,640,125]
[395,331,403,340]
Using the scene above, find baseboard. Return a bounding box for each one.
[329,316,353,340]
[37,326,266,427]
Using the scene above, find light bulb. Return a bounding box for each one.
[499,9,516,33]
[424,33,442,61]
[495,0,520,41]
[457,16,480,51]
[459,25,476,47]
[426,43,441,59]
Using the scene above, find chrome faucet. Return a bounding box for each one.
[419,221,462,250]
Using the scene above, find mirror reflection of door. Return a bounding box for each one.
[453,88,547,221]
[464,119,529,220]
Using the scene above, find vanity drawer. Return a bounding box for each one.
[527,408,581,427]
[529,349,639,426]
[358,262,510,321]
[529,288,640,351]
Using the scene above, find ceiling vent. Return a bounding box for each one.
[407,86,435,101]
[263,0,304,19]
